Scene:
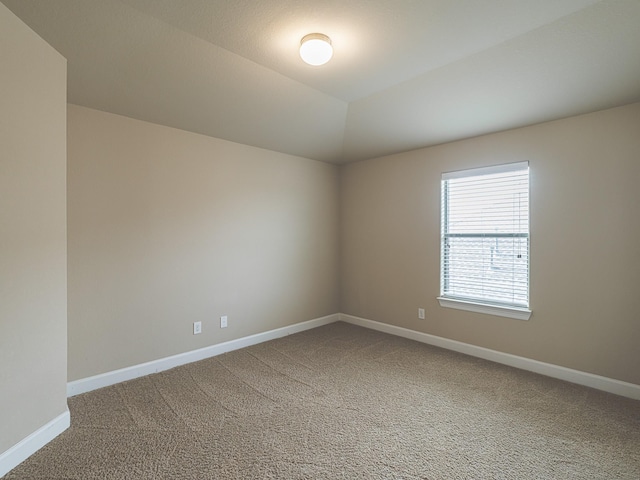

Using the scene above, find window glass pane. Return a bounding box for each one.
[447,171,529,235]
[444,237,529,306]
[441,163,529,309]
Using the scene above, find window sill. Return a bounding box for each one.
[437,297,532,321]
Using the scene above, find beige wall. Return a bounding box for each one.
[67,105,340,381]
[0,3,67,454]
[341,102,640,385]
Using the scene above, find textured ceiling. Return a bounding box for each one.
[3,0,640,163]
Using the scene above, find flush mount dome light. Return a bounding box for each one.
[299,33,333,66]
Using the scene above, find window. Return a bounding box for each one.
[438,162,531,320]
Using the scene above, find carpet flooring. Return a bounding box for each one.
[6,322,640,479]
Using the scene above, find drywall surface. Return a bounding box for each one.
[340,102,640,385]
[67,105,339,381]
[0,2,67,454]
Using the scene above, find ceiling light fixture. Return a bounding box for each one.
[299,33,333,66]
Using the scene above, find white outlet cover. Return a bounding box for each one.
[220,316,228,328]
[193,321,202,334]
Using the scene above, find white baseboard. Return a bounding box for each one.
[67,313,339,397]
[339,313,640,400]
[67,311,640,401]
[12,313,633,478]
[0,409,70,478]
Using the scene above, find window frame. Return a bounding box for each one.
[437,161,532,321]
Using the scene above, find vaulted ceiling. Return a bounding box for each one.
[4,0,640,163]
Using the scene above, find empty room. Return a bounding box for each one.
[1,0,639,478]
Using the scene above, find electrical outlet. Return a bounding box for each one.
[418,308,425,320]
[220,315,228,328]
[193,321,202,335]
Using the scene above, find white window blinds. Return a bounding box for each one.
[440,162,529,309]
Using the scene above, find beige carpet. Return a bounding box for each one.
[6,322,640,479]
